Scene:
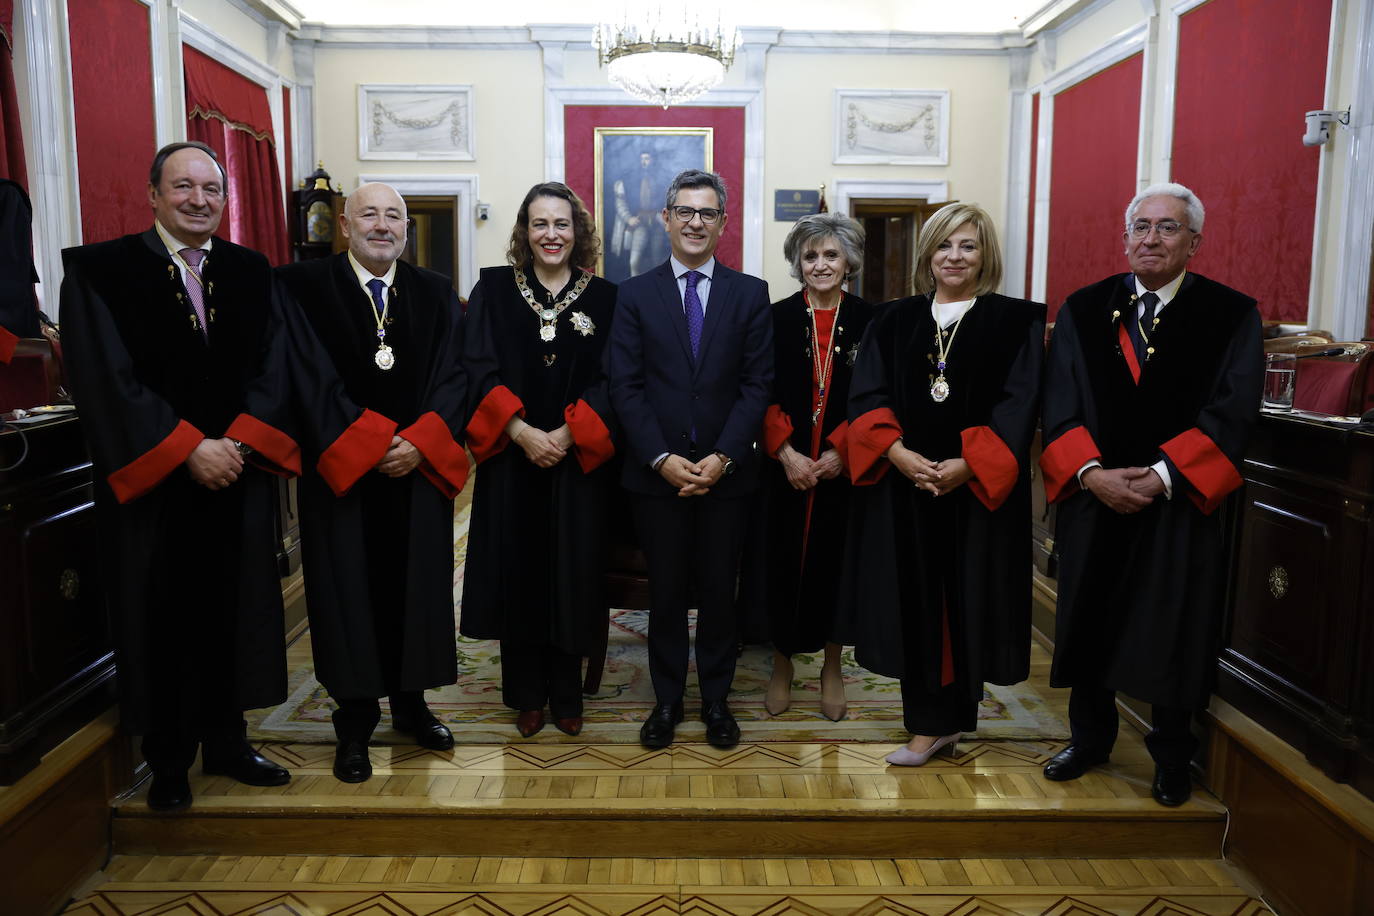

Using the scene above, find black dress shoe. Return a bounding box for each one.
[202,746,290,786]
[1043,744,1109,781]
[333,740,372,783]
[639,701,684,749]
[1152,763,1192,806]
[147,770,192,811]
[701,699,741,750]
[393,712,455,750]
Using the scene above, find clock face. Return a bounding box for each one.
[306,200,334,243]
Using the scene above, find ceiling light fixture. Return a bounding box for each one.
[595,5,740,109]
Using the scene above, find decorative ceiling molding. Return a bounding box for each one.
[228,0,303,31]
[1020,0,1116,37]
[292,23,1028,54]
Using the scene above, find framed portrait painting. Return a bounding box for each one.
[594,127,713,282]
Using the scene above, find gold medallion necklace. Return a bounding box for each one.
[805,289,842,425]
[515,268,591,343]
[930,296,974,402]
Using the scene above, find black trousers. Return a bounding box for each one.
[142,709,249,774]
[501,641,584,717]
[1067,685,1196,768]
[900,678,980,736]
[332,690,432,744]
[631,493,749,704]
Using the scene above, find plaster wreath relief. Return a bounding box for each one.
[846,101,938,151]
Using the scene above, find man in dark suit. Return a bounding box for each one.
[276,181,469,783]
[60,142,299,809]
[1038,183,1262,806]
[608,169,773,750]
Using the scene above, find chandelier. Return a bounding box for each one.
[595,6,740,109]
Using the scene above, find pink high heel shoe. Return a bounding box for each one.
[884,732,960,766]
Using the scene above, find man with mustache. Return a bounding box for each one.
[276,182,469,782]
[59,142,300,809]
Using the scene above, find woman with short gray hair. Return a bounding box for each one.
[746,212,875,721]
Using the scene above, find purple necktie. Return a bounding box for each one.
[179,248,208,337]
[684,270,704,360]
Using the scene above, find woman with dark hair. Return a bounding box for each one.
[842,202,1044,765]
[747,213,874,720]
[460,182,618,738]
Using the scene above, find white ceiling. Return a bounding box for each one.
[286,0,1045,33]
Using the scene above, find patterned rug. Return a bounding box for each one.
[249,498,1067,745]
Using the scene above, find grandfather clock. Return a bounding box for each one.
[292,162,342,262]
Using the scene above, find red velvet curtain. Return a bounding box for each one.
[1045,54,1143,319]
[0,0,28,186]
[1173,0,1330,323]
[182,45,289,265]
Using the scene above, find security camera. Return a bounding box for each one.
[477,202,491,221]
[1303,109,1350,147]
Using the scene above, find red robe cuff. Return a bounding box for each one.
[961,425,1019,511]
[108,419,204,504]
[848,407,902,486]
[564,399,615,473]
[825,420,851,471]
[225,413,301,478]
[465,385,524,464]
[0,325,17,364]
[400,411,469,498]
[1160,427,1242,515]
[317,408,397,497]
[762,404,793,459]
[1040,425,1101,503]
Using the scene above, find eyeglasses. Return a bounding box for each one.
[1128,219,1188,239]
[670,206,722,224]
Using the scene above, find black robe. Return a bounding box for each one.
[59,230,300,734]
[739,290,873,654]
[1041,272,1262,709]
[459,266,618,656]
[276,253,469,700]
[839,293,1045,702]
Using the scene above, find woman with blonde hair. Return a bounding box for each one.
[840,202,1044,764]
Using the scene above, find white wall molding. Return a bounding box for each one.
[543,86,765,278]
[16,0,80,308]
[290,38,315,178]
[1332,0,1374,339]
[1005,83,1035,297]
[357,174,480,299]
[179,12,279,88]
[832,179,950,219]
[767,30,1027,54]
[293,23,534,49]
[1040,22,1148,95]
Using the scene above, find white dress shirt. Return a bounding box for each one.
[154,219,212,287]
[671,255,716,313]
[347,249,397,295]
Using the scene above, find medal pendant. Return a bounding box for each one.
[812,407,821,424]
[930,376,950,402]
[375,345,395,371]
[540,324,557,342]
[540,308,558,321]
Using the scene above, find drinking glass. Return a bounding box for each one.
[1263,352,1296,410]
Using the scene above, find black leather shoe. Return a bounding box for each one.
[1043,744,1109,781]
[202,746,290,786]
[1152,763,1192,806]
[639,701,684,749]
[701,699,741,750]
[393,712,455,750]
[333,740,372,783]
[147,770,192,811]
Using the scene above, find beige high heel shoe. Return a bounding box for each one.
[884,733,960,766]
[765,654,793,716]
[819,667,848,721]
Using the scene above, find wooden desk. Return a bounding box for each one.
[1219,411,1374,798]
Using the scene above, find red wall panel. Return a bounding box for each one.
[1045,54,1142,319]
[1173,0,1329,323]
[563,106,745,272]
[70,0,156,243]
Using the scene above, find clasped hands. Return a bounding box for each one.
[659,453,726,497]
[1081,465,1164,514]
[886,440,972,496]
[186,437,244,490]
[777,444,845,491]
[514,423,573,468]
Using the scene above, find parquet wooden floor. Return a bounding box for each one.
[65,854,1273,914]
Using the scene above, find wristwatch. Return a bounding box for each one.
[714,451,736,476]
[232,439,254,457]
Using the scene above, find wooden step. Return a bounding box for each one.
[112,739,1226,858]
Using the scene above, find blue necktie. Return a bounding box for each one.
[366,277,387,314]
[1131,291,1158,363]
[684,270,704,360]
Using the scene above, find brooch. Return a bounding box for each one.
[570,311,596,336]
[846,343,859,367]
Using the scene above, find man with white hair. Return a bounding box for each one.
[276,182,469,783]
[1038,182,1263,806]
